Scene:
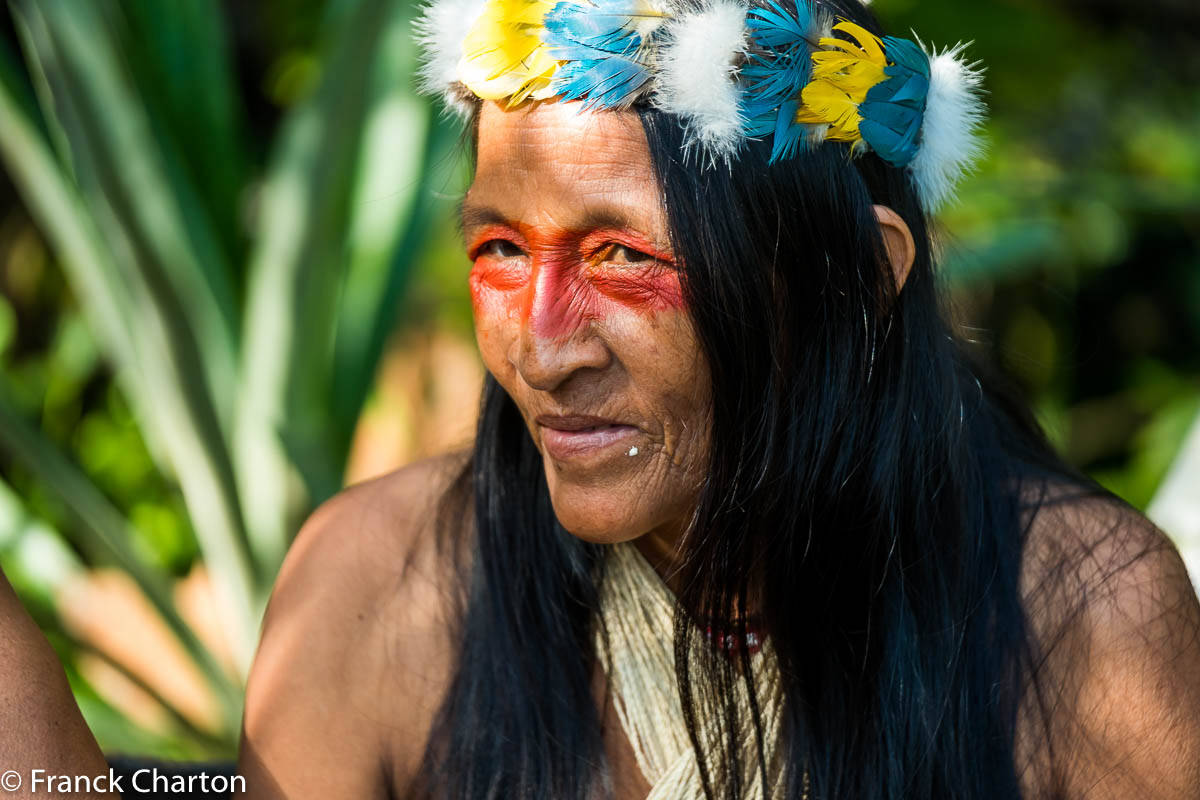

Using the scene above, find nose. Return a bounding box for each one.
[511,260,611,391]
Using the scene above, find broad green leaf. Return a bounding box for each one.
[0,479,82,600]
[236,0,400,570]
[10,3,262,671]
[0,395,243,735]
[326,4,461,478]
[0,30,142,398]
[113,0,249,264]
[17,0,239,426]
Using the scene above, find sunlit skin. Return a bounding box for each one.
[463,100,710,566]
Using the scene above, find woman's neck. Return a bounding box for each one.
[631,526,686,596]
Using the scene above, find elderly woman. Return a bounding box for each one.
[239,0,1200,798]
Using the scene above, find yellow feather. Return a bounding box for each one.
[829,21,885,63]
[796,82,860,140]
[795,18,889,141]
[459,0,558,105]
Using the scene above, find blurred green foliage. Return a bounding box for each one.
[0,0,1195,760]
[881,0,1200,509]
[0,0,465,756]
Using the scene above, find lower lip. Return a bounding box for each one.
[540,424,639,461]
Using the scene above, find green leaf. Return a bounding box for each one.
[0,479,82,600]
[0,29,142,393]
[236,0,405,569]
[15,0,240,426]
[327,4,461,479]
[7,3,263,670]
[0,395,243,736]
[113,0,249,264]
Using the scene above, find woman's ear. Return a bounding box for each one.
[873,205,916,293]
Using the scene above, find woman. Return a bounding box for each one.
[238,0,1200,797]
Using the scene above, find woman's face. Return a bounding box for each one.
[463,100,711,549]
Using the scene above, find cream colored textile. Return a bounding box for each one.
[595,542,789,799]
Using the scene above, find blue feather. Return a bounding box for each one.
[743,1,812,48]
[739,1,820,162]
[541,0,660,108]
[553,57,648,107]
[858,36,930,167]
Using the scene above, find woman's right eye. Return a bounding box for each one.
[476,239,525,259]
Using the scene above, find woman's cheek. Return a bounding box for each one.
[587,265,685,313]
[470,259,529,316]
[469,262,527,361]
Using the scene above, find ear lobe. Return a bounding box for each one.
[873,205,916,293]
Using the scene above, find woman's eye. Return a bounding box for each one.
[477,239,524,259]
[601,244,655,264]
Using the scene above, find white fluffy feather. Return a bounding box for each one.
[414,0,487,116]
[653,0,749,163]
[909,42,987,213]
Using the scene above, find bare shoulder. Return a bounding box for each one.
[271,450,469,603]
[1017,480,1200,799]
[239,452,471,800]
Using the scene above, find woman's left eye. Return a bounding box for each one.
[600,244,655,264]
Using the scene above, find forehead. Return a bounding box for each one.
[467,101,666,234]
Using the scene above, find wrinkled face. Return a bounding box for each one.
[463,100,711,548]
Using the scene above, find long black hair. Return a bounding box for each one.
[415,1,1109,796]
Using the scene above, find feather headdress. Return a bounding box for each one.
[414,0,988,213]
[909,41,986,213]
[414,0,488,115]
[459,0,559,104]
[653,0,749,162]
[542,0,668,109]
[740,0,832,162]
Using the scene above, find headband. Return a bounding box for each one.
[415,0,986,213]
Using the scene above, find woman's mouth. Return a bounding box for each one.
[536,415,640,462]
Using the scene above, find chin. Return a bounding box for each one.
[546,486,649,544]
[543,470,692,546]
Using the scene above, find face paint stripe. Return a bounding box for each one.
[468,223,686,341]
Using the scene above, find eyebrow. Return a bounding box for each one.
[458,200,505,238]
[458,199,651,242]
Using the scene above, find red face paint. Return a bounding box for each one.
[467,223,683,340]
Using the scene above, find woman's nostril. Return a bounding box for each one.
[514,327,612,392]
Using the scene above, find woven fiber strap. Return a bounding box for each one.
[595,543,788,798]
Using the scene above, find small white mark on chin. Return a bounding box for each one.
[627,446,639,457]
